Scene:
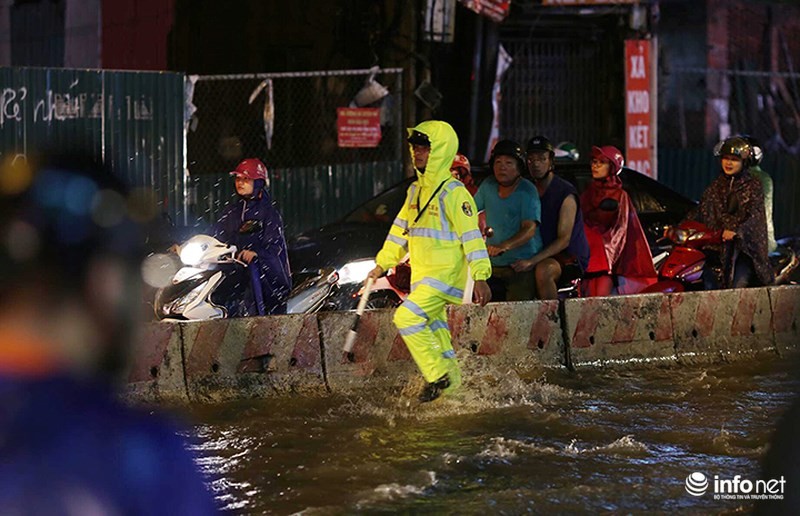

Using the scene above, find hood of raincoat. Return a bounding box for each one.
[408,120,459,188]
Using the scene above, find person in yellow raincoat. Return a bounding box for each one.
[366,120,492,402]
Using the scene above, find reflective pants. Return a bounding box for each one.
[393,284,461,384]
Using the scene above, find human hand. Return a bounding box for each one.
[722,229,737,242]
[365,265,384,284]
[511,257,537,272]
[238,250,257,263]
[473,281,492,307]
[487,244,506,257]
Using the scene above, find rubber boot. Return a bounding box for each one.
[445,359,462,392]
[418,374,450,403]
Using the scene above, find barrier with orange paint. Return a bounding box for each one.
[669,288,775,364]
[126,286,800,404]
[767,286,800,354]
[321,309,417,394]
[126,321,188,403]
[181,314,326,402]
[448,301,563,368]
[562,293,674,367]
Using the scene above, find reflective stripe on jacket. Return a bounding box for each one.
[375,120,491,300]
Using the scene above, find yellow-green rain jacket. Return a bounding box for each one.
[375,120,491,301]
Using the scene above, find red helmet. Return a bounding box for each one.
[451,153,471,175]
[591,145,625,175]
[230,158,268,181]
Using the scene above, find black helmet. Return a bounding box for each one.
[738,135,763,166]
[526,135,555,157]
[490,139,527,175]
[714,136,754,166]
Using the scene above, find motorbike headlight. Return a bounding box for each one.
[179,242,206,266]
[671,229,688,244]
[337,259,376,284]
[686,230,704,242]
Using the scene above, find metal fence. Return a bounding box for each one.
[0,67,186,222]
[186,68,405,236]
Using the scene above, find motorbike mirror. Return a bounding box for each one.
[599,198,619,212]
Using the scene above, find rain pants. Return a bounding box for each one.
[375,120,491,384]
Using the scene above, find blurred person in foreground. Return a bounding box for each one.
[366,121,492,403]
[0,154,217,514]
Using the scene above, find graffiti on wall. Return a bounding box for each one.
[1,87,153,128]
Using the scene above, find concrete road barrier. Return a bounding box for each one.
[126,321,187,403]
[127,285,800,404]
[321,309,417,394]
[562,293,674,367]
[448,300,563,369]
[768,285,800,354]
[182,314,326,402]
[670,288,776,365]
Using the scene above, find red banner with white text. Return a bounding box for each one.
[625,39,654,178]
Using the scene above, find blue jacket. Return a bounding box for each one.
[213,183,292,315]
[0,376,217,515]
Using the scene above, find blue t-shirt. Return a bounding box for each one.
[474,177,542,266]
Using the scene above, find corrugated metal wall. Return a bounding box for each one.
[191,161,404,237]
[659,148,800,237]
[0,67,186,222]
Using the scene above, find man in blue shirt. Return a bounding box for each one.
[474,140,542,301]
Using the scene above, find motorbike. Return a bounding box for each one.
[356,226,581,309]
[641,220,799,293]
[154,235,339,320]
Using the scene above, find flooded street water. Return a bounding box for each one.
[184,354,799,514]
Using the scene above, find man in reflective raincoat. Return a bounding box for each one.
[366,120,492,402]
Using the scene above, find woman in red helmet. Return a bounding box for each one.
[213,158,292,315]
[450,153,478,196]
[581,145,657,296]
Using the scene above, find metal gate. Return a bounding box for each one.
[499,36,624,153]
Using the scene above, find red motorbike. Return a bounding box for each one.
[642,220,799,293]
[641,220,721,293]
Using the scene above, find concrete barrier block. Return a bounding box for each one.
[563,294,674,367]
[321,309,417,394]
[670,288,775,364]
[449,300,563,369]
[183,314,326,402]
[768,285,800,354]
[125,321,187,403]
